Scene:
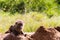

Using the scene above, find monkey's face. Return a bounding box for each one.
[15,21,23,29]
[14,20,24,32]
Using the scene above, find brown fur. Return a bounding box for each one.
[5,25,14,33]
[0,33,33,40]
[2,33,31,40]
[55,26,60,32]
[3,33,18,40]
[5,20,24,36]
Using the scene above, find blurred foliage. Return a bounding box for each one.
[0,0,60,17]
[0,0,60,33]
[0,0,25,13]
[0,11,60,33]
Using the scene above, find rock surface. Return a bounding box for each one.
[31,26,60,40]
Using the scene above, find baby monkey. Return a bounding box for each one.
[5,20,24,36]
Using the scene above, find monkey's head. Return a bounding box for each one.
[13,20,24,34]
[15,20,24,30]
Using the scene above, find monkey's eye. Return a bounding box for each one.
[15,22,18,24]
[18,23,23,26]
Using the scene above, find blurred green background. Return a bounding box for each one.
[0,0,60,33]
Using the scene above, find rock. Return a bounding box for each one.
[31,26,60,40]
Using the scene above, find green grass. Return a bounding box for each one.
[0,11,60,33]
